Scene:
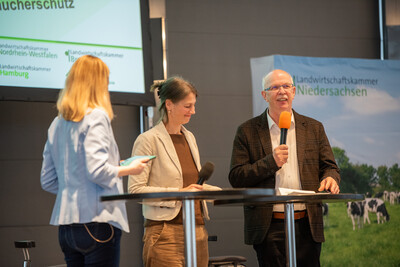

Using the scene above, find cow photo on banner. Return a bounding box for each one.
[250,55,400,264]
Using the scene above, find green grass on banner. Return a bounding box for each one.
[321,202,400,266]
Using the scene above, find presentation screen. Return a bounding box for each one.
[0,0,154,106]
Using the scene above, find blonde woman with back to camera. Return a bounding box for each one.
[40,55,149,266]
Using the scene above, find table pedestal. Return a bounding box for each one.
[183,199,197,267]
[285,203,296,267]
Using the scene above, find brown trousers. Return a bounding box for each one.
[143,223,209,267]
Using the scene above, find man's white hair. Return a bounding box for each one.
[261,69,294,91]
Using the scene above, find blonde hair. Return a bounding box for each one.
[57,55,114,122]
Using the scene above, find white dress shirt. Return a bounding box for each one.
[267,110,306,212]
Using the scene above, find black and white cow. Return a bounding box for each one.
[383,190,389,201]
[347,201,364,230]
[389,191,400,205]
[374,191,384,199]
[364,198,390,224]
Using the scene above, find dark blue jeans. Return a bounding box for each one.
[59,223,122,267]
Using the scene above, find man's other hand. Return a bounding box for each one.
[318,177,340,194]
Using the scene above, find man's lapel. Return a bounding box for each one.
[294,111,306,179]
[256,111,273,157]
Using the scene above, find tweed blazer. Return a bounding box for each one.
[229,109,340,244]
[128,122,219,221]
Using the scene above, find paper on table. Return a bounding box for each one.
[278,187,316,195]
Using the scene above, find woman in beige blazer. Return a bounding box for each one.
[128,77,220,267]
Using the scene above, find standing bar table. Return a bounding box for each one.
[214,193,364,267]
[101,188,275,267]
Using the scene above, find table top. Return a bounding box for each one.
[101,189,363,205]
[213,192,364,206]
[100,188,275,202]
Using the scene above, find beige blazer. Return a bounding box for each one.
[128,122,220,221]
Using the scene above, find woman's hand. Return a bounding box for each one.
[179,184,203,191]
[118,158,149,177]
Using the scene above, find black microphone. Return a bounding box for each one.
[279,111,291,145]
[196,161,215,185]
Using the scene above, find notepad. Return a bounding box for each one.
[278,187,316,195]
[120,155,156,166]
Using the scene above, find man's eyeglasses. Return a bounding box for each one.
[264,83,294,92]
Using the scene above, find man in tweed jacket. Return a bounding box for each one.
[229,69,340,267]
